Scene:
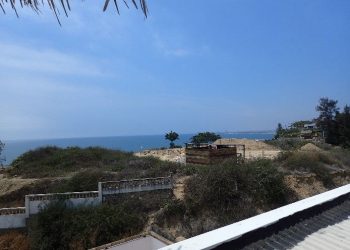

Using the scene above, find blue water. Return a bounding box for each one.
[1,132,274,165]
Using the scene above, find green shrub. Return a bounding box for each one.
[52,170,117,193]
[28,202,146,250]
[328,148,350,168]
[156,199,186,226]
[8,146,177,178]
[266,139,308,151]
[184,160,289,216]
[281,151,334,187]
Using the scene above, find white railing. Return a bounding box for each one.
[25,191,100,217]
[0,207,26,216]
[0,207,26,229]
[0,176,172,230]
[98,176,173,201]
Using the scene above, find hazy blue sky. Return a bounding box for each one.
[0,0,349,140]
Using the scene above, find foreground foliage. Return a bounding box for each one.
[190,132,221,144]
[185,160,289,215]
[28,202,146,250]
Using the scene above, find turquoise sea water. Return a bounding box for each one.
[2,132,274,164]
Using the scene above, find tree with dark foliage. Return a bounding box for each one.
[191,132,221,144]
[165,131,179,148]
[336,105,350,148]
[316,98,340,144]
[274,123,284,139]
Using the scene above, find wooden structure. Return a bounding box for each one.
[185,143,245,165]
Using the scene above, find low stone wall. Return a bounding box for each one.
[25,191,100,216]
[0,207,26,229]
[0,176,172,230]
[99,177,173,202]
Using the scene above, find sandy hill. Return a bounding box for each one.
[214,138,278,151]
[300,143,322,152]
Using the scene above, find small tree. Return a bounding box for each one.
[0,140,5,167]
[274,123,284,139]
[165,131,179,148]
[336,105,350,148]
[316,97,339,144]
[191,132,221,144]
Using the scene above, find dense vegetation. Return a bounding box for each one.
[165,131,180,148]
[274,98,350,147]
[185,160,289,214]
[28,202,147,250]
[8,146,179,178]
[266,138,308,151]
[190,132,221,144]
[2,142,350,248]
[155,159,294,237]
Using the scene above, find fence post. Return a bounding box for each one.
[25,195,30,218]
[98,182,103,204]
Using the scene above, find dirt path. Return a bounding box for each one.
[173,176,190,200]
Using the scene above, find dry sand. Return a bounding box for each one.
[299,143,322,152]
[214,138,281,160]
[134,139,281,162]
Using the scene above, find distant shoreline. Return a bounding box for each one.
[3,131,274,142]
[223,130,274,135]
[2,132,274,164]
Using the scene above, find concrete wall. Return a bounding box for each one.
[25,191,100,216]
[0,208,26,229]
[100,177,173,201]
[0,176,171,230]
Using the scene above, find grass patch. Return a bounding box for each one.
[266,138,308,151]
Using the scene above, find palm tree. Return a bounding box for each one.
[165,131,179,149]
[0,0,148,25]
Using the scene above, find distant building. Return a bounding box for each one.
[300,123,322,140]
[303,122,317,129]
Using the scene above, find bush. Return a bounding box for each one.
[8,146,178,178]
[266,138,308,151]
[281,151,335,187]
[184,160,289,217]
[0,231,30,250]
[328,148,350,168]
[28,202,146,250]
[156,200,186,226]
[52,170,115,193]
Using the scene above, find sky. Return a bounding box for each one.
[0,0,349,140]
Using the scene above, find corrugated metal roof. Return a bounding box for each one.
[242,199,350,250]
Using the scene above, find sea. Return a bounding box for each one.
[1,132,274,165]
